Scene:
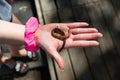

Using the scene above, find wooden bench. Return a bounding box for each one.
[35,0,120,80]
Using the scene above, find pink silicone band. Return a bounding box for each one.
[24,17,40,51]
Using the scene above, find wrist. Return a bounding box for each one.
[34,27,41,47]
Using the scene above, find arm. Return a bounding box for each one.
[0,19,103,70]
[0,20,25,44]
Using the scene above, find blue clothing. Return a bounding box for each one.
[0,0,12,21]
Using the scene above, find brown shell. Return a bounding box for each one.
[51,28,69,41]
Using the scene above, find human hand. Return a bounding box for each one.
[35,22,103,70]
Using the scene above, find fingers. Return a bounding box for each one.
[73,33,103,40]
[67,22,89,28]
[71,28,98,34]
[68,40,100,47]
[48,48,64,70]
[68,32,103,47]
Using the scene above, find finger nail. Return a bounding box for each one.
[60,68,64,72]
[99,33,103,37]
[59,66,64,71]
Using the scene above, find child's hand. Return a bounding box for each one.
[35,22,103,70]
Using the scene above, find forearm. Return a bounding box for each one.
[0,20,25,44]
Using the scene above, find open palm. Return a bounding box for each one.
[35,22,103,70]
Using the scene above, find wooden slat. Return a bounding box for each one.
[84,1,110,80]
[72,5,90,22]
[39,0,59,23]
[54,50,75,80]
[98,0,120,79]
[34,0,44,25]
[71,0,98,6]
[109,0,120,19]
[70,4,93,80]
[46,55,57,80]
[39,0,56,11]
[86,2,120,80]
[57,7,75,22]
[72,2,110,80]
[85,46,110,80]
[99,0,120,56]
[42,10,59,23]
[55,0,72,8]
[69,48,93,80]
[55,0,75,22]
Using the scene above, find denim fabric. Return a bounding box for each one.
[0,0,12,21]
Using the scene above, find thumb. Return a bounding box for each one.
[49,49,64,70]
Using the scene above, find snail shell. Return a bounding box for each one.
[51,28,69,41]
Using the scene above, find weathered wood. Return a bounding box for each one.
[85,46,110,80]
[54,49,75,80]
[69,48,93,80]
[72,2,110,80]
[55,0,71,8]
[34,0,44,25]
[98,0,120,56]
[39,0,59,23]
[86,2,120,80]
[72,5,90,22]
[39,0,56,11]
[84,2,111,80]
[58,7,75,22]
[55,0,75,22]
[98,0,120,80]
[109,0,120,19]
[70,3,93,80]
[46,55,57,80]
[42,10,59,23]
[72,0,98,6]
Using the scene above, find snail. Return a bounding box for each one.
[51,27,70,51]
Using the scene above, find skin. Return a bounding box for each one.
[0,20,103,70]
[4,0,103,70]
[35,22,103,70]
